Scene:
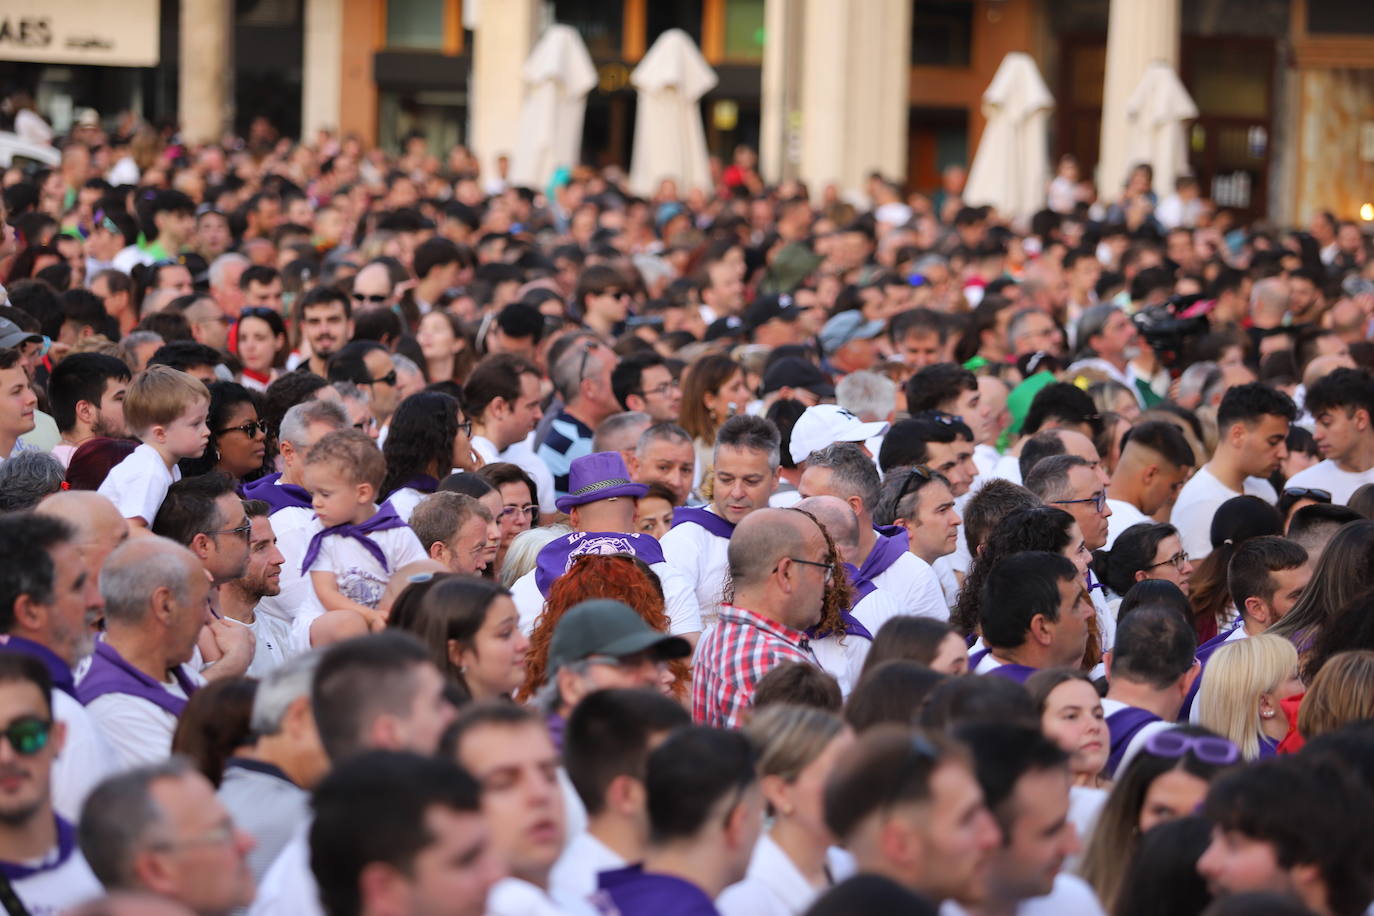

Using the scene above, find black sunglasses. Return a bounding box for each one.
[366,370,398,387]
[0,717,51,756]
[894,465,938,508]
[1282,487,1331,503]
[217,420,267,438]
[352,292,388,304]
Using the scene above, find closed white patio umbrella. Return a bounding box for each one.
[628,28,717,197]
[963,51,1055,223]
[1125,61,1199,198]
[507,24,598,191]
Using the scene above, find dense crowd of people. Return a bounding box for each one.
[0,113,1371,916]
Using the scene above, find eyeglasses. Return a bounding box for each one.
[457,418,473,437]
[0,717,52,756]
[149,820,240,852]
[1052,489,1108,514]
[1144,730,1239,766]
[893,465,937,509]
[1282,487,1332,503]
[1145,550,1190,572]
[499,504,540,523]
[577,342,597,383]
[366,370,398,387]
[601,289,632,300]
[352,292,388,304]
[781,556,833,583]
[635,380,680,399]
[239,306,281,322]
[211,518,253,541]
[217,420,267,438]
[353,417,377,432]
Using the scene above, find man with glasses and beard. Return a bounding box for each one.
[0,653,104,913]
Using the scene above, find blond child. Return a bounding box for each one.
[97,365,209,526]
[298,429,426,645]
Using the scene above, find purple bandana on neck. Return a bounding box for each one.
[300,502,408,576]
[76,640,199,717]
[808,563,875,641]
[985,663,1038,684]
[0,636,76,697]
[0,816,76,881]
[394,474,439,495]
[242,472,313,514]
[533,531,667,596]
[861,526,912,584]
[671,506,736,539]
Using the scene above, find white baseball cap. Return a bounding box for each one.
[789,404,889,465]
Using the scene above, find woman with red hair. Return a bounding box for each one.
[519,554,689,702]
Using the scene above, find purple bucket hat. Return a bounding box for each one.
[554,451,650,513]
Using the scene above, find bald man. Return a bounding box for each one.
[78,538,211,768]
[795,495,905,695]
[691,508,828,727]
[36,491,130,580]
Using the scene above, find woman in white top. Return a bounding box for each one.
[1028,668,1111,864]
[236,306,288,392]
[718,705,855,916]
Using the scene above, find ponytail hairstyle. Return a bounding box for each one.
[1091,523,1178,597]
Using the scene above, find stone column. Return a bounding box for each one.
[759,0,803,184]
[179,0,233,145]
[797,0,911,199]
[302,0,343,142]
[470,0,541,181]
[1097,0,1180,200]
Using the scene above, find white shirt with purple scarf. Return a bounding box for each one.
[0,817,103,916]
[77,640,206,770]
[659,506,737,631]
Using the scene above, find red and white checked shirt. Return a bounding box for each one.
[692,604,818,728]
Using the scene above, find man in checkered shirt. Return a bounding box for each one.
[692,507,829,727]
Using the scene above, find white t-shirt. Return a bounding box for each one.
[659,515,733,631]
[257,504,321,628]
[51,691,116,823]
[718,832,848,916]
[550,831,624,916]
[932,554,963,611]
[510,561,702,638]
[1169,466,1277,561]
[5,828,104,916]
[941,873,1106,916]
[386,486,428,523]
[870,550,950,622]
[1104,499,1151,549]
[486,877,565,916]
[989,452,1024,485]
[82,665,205,769]
[96,443,179,524]
[974,443,1001,479]
[505,437,559,517]
[249,825,322,916]
[225,609,291,678]
[1066,785,1108,868]
[1283,458,1374,507]
[304,519,427,610]
[810,587,903,696]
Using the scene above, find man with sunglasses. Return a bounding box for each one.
[216,500,291,678]
[1101,605,1200,777]
[0,653,104,913]
[876,466,963,610]
[350,261,397,310]
[327,341,399,436]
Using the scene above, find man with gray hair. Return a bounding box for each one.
[0,450,64,511]
[537,340,622,499]
[79,758,256,915]
[218,653,326,881]
[245,397,347,628]
[209,251,250,319]
[795,495,904,695]
[1068,303,1145,406]
[77,537,211,769]
[836,370,897,423]
[627,422,696,507]
[661,415,781,628]
[592,410,651,467]
[799,443,948,621]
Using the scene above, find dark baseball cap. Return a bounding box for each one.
[548,599,692,674]
[704,315,746,343]
[761,356,835,399]
[743,293,802,331]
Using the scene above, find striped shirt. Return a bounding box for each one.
[692,605,817,728]
[535,410,594,499]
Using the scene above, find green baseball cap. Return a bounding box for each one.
[548,599,692,674]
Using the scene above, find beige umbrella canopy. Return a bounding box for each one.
[963,52,1055,223]
[507,24,599,190]
[1125,61,1199,198]
[628,28,718,197]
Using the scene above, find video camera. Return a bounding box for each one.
[1132,293,1210,370]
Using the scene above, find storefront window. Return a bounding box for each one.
[387,0,446,50]
[554,0,623,59]
[724,0,765,61]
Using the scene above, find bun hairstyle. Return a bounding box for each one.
[1091,522,1178,596]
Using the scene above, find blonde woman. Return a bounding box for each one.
[1297,649,1374,742]
[1196,635,1303,760]
[718,705,855,916]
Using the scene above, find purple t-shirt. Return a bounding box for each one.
[594,865,720,916]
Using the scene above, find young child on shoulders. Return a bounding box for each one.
[97,365,209,527]
[300,429,426,645]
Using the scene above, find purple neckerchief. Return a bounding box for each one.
[863,526,912,583]
[1105,705,1162,776]
[1085,569,1106,592]
[0,635,75,697]
[807,564,875,641]
[0,816,76,881]
[1196,624,1241,665]
[595,864,719,916]
[1258,734,1279,759]
[970,648,990,669]
[76,640,199,717]
[242,472,313,514]
[547,712,566,751]
[671,506,736,539]
[393,474,439,496]
[300,502,408,576]
[986,663,1038,684]
[533,531,666,596]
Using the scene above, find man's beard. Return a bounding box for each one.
[90,414,124,438]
